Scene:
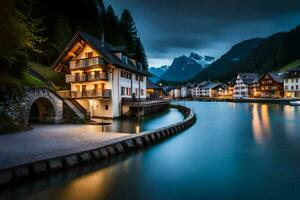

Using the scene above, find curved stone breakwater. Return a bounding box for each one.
[0,104,196,187]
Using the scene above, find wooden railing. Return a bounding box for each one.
[66,72,109,83]
[69,57,106,69]
[57,89,112,99]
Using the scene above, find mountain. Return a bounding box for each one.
[152,53,215,82]
[149,65,169,77]
[189,53,215,68]
[191,24,300,82]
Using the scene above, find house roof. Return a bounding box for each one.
[238,73,260,85]
[288,66,300,72]
[202,82,223,89]
[51,31,148,75]
[268,73,283,83]
[147,79,162,89]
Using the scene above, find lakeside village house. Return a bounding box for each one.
[167,66,300,99]
[52,31,148,118]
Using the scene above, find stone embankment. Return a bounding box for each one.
[0,104,196,187]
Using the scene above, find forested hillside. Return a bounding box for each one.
[192,25,300,82]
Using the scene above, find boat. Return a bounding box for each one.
[290,101,300,106]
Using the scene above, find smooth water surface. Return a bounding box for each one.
[2,102,300,200]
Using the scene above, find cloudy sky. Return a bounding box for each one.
[107,0,300,67]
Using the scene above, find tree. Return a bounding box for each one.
[51,17,73,53]
[120,9,138,54]
[96,0,106,35]
[0,0,45,76]
[136,37,148,71]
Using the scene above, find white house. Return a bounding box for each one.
[201,82,227,97]
[284,67,300,98]
[52,31,147,118]
[180,85,187,98]
[191,81,210,98]
[233,73,259,98]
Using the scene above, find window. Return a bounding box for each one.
[285,86,288,90]
[105,105,109,110]
[285,79,288,83]
[141,89,144,96]
[121,71,132,80]
[136,74,138,81]
[135,88,138,95]
[121,87,125,96]
[291,86,294,90]
[85,52,93,58]
[296,85,299,90]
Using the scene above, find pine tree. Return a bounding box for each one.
[96,0,106,36]
[120,9,138,54]
[136,37,148,71]
[104,5,125,46]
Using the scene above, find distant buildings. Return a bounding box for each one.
[283,67,300,98]
[258,73,283,98]
[160,66,300,100]
[146,80,164,99]
[233,73,259,98]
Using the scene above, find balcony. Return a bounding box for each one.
[69,57,106,69]
[57,89,111,99]
[66,72,109,83]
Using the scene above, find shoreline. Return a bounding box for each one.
[0,104,196,187]
[174,97,300,104]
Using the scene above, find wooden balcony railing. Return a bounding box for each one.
[66,72,109,83]
[69,57,106,69]
[57,89,112,99]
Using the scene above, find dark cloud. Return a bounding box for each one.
[107,0,300,66]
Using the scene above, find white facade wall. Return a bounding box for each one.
[284,77,300,98]
[233,75,249,98]
[68,44,146,118]
[180,87,187,98]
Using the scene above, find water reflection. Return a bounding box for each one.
[251,104,271,144]
[102,108,183,133]
[284,106,297,135]
[3,102,300,200]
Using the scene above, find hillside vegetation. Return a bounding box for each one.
[192,25,300,82]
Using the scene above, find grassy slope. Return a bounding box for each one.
[29,62,66,89]
[279,58,300,72]
[0,71,44,87]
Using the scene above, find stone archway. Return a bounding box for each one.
[29,97,56,124]
[4,87,63,127]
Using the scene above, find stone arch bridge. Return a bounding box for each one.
[4,87,85,127]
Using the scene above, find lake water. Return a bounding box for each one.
[2,101,300,200]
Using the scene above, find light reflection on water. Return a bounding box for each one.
[252,104,271,144]
[2,102,300,200]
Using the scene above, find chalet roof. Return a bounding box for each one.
[288,66,300,72]
[146,79,162,89]
[284,66,300,78]
[51,31,148,75]
[202,82,223,89]
[238,73,260,85]
[268,73,283,83]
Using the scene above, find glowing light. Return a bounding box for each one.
[136,126,140,133]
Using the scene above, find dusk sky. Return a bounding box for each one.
[107,0,300,67]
